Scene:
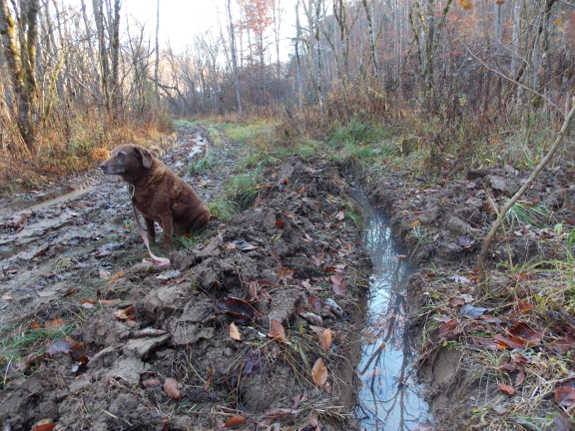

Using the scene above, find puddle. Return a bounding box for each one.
[28,185,97,210]
[354,192,431,430]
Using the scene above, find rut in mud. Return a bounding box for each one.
[0,128,374,430]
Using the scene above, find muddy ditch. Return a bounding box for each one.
[358,160,575,430]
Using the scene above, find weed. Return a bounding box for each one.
[188,155,215,175]
[227,171,261,210]
[209,199,239,223]
[176,228,211,249]
[504,201,551,230]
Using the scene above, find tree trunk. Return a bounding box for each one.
[0,0,39,154]
[154,0,159,104]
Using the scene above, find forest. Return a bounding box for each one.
[0,0,575,430]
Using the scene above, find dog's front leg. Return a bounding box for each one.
[144,217,156,244]
[160,215,173,251]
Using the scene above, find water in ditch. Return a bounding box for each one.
[353,192,432,430]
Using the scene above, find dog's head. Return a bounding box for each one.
[100,144,154,176]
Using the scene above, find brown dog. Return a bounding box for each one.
[100,144,209,250]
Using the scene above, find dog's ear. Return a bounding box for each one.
[134,146,154,169]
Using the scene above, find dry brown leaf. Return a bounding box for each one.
[267,318,286,340]
[105,270,124,286]
[30,420,56,431]
[224,414,247,427]
[229,322,242,341]
[99,299,120,306]
[499,383,515,396]
[45,318,66,329]
[142,378,161,388]
[114,305,135,321]
[320,328,333,351]
[330,275,347,296]
[163,378,181,399]
[555,386,575,407]
[312,358,328,388]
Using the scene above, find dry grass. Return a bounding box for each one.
[414,257,575,430]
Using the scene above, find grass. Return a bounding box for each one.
[209,199,239,223]
[504,201,551,230]
[226,171,261,210]
[188,155,216,175]
[0,304,92,383]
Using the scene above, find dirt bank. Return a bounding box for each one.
[0,128,372,430]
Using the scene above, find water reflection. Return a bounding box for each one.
[354,193,430,430]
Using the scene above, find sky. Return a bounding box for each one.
[119,0,297,57]
[121,0,221,49]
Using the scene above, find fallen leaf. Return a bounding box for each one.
[331,275,347,296]
[142,378,162,388]
[494,334,526,349]
[269,250,282,265]
[308,294,323,311]
[224,415,247,427]
[244,348,261,374]
[46,338,72,357]
[267,319,286,340]
[98,269,112,280]
[30,420,56,431]
[163,378,181,399]
[439,320,457,335]
[448,297,465,307]
[460,304,488,319]
[156,421,170,431]
[248,282,258,301]
[320,328,333,351]
[410,220,421,227]
[229,322,241,341]
[499,383,515,396]
[555,386,575,407]
[114,305,135,321]
[216,297,258,323]
[99,299,120,306]
[509,322,544,346]
[552,412,573,431]
[410,424,432,431]
[275,220,284,228]
[1,295,13,300]
[491,405,507,415]
[312,358,328,388]
[298,311,323,326]
[45,318,66,329]
[277,267,294,285]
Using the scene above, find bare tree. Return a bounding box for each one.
[0,0,40,154]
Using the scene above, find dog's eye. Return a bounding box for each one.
[117,152,125,158]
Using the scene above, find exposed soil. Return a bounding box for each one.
[1,126,574,431]
[0,127,372,430]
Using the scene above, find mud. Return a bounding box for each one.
[0,128,372,430]
[2,125,574,430]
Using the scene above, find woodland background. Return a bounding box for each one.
[0,0,573,180]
